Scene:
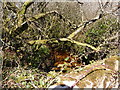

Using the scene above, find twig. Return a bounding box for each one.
[0,38,15,49]
[5,2,18,13]
[31,80,38,88]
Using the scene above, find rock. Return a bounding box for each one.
[49,55,119,89]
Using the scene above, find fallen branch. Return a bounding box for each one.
[28,38,99,51]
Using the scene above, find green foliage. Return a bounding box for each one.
[27,45,50,68]
[39,45,50,55]
[85,21,107,46]
[85,17,117,47]
[64,57,70,61]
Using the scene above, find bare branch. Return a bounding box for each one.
[40,2,49,12]
[6,2,18,13]
[19,0,34,15]
[76,0,84,5]
[98,0,104,13]
[103,0,109,9]
[17,0,34,27]
[28,10,58,22]
[11,10,59,37]
[67,13,103,39]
